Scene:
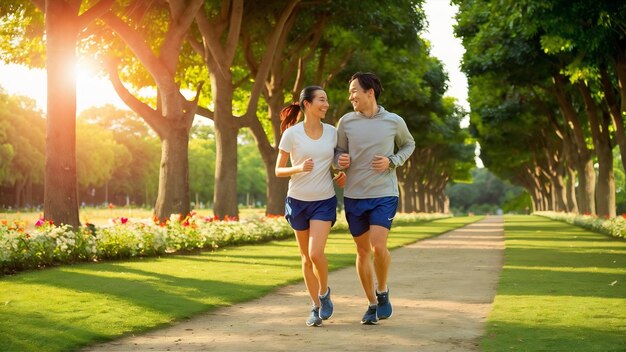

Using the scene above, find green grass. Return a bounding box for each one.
[482,215,626,352]
[0,216,480,352]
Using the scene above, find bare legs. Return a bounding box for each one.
[294,220,331,306]
[353,225,390,304]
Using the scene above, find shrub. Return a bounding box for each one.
[534,211,626,239]
[1,212,450,275]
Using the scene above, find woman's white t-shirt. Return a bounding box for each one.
[278,122,337,201]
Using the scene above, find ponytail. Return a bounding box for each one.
[280,102,301,134]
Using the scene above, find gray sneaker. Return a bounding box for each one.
[376,288,393,319]
[319,287,334,320]
[361,304,378,325]
[306,306,322,327]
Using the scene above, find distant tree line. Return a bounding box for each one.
[0,97,267,210]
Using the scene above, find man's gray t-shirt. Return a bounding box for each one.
[335,105,415,199]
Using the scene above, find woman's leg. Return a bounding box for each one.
[308,220,332,295]
[294,229,320,306]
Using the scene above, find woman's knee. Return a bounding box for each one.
[308,249,326,265]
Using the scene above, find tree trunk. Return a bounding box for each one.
[154,127,191,220]
[600,66,626,174]
[565,166,578,213]
[552,74,596,214]
[253,89,288,216]
[44,0,80,227]
[212,75,240,219]
[615,40,626,172]
[579,82,615,217]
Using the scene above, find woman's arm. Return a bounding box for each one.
[275,149,313,177]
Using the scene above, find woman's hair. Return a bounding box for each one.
[280,85,324,133]
[350,72,383,100]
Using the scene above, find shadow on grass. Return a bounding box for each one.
[1,310,105,352]
[482,320,626,352]
[497,265,626,298]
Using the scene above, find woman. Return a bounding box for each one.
[275,86,345,327]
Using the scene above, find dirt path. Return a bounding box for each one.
[85,216,504,352]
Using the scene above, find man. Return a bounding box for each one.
[335,72,415,325]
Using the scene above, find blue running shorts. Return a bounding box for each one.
[285,196,337,231]
[344,196,399,237]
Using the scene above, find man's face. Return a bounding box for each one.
[348,79,371,113]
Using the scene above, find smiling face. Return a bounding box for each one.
[348,78,374,114]
[304,89,329,120]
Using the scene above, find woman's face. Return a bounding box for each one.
[306,89,329,119]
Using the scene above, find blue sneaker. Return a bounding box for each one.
[361,304,378,325]
[376,288,393,319]
[306,306,322,327]
[319,287,334,320]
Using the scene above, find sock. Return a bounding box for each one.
[320,288,329,298]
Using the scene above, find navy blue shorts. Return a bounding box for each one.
[285,196,337,231]
[344,196,399,237]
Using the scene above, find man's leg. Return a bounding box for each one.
[370,225,391,292]
[353,231,377,304]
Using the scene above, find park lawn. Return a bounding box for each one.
[482,215,626,352]
[0,216,480,352]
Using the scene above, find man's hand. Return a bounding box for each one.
[333,171,346,188]
[371,155,390,173]
[338,153,351,169]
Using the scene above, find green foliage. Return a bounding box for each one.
[0,2,45,67]
[189,133,215,207]
[78,105,160,206]
[446,168,527,214]
[0,91,44,187]
[237,129,266,206]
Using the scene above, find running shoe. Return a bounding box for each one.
[376,288,393,319]
[319,287,334,320]
[306,306,322,327]
[361,304,378,325]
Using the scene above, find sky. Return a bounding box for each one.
[422,0,469,112]
[0,59,125,114]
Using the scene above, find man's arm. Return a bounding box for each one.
[334,118,350,168]
[390,117,415,168]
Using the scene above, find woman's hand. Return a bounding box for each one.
[333,171,346,188]
[300,158,314,172]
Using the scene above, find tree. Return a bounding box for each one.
[98,0,205,220]
[79,105,160,206]
[0,91,44,207]
[1,0,114,226]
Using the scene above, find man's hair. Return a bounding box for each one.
[350,72,383,100]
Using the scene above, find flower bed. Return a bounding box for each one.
[534,211,626,239]
[1,212,450,275]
